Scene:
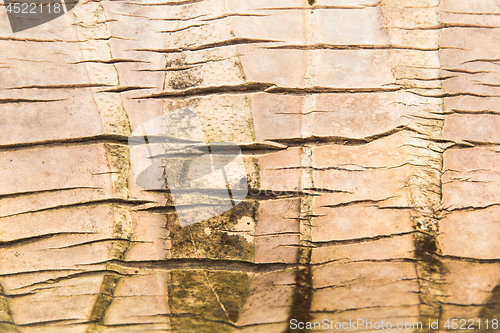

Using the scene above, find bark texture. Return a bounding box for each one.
[0,0,499,332]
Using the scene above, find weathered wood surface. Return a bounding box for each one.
[0,0,499,332]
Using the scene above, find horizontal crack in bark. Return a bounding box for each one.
[310,231,415,247]
[266,43,438,51]
[0,199,152,219]
[131,38,280,53]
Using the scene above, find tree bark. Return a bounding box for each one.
[1,0,499,332]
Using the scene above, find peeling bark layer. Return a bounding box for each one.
[0,0,499,332]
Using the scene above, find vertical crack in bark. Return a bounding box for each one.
[86,274,121,333]
[414,233,445,331]
[71,3,134,331]
[85,149,134,331]
[285,144,314,332]
[85,125,133,331]
[381,0,446,330]
[285,266,313,333]
[283,4,316,331]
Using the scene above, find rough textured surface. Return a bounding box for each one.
[0,0,499,332]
